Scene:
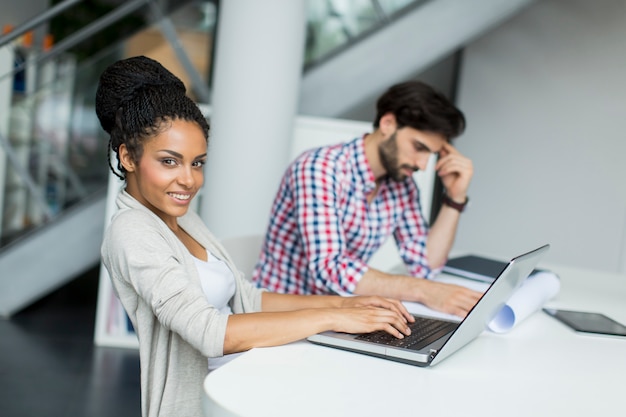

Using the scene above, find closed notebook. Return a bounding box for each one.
[443,255,511,283]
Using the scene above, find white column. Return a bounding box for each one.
[201,0,306,239]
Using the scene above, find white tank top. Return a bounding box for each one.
[193,250,242,371]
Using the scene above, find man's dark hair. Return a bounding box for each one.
[373,81,465,140]
[95,55,210,179]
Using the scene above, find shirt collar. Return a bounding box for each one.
[353,135,377,194]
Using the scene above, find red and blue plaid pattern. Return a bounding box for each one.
[252,136,434,295]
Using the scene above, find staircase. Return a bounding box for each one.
[0,0,536,317]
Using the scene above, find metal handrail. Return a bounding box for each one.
[0,0,213,230]
[370,0,390,24]
[0,0,84,48]
[147,1,212,104]
[1,0,211,106]
[40,0,150,63]
[0,0,153,225]
[0,0,150,84]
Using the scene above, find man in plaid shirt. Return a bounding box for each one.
[253,81,482,317]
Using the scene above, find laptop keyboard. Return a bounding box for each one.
[355,316,458,351]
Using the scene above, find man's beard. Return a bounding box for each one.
[378,131,418,182]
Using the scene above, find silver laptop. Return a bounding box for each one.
[307,244,550,367]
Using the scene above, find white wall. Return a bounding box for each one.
[454,0,626,273]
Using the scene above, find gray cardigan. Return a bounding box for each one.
[101,190,264,417]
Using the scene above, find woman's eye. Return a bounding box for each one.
[162,158,177,166]
[193,160,206,167]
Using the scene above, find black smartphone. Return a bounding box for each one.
[543,308,626,337]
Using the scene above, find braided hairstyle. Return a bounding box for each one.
[95,56,210,180]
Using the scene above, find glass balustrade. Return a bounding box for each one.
[0,0,217,248]
[304,0,429,68]
[0,0,428,249]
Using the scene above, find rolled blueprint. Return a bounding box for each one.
[488,271,560,333]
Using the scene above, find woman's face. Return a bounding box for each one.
[120,119,207,228]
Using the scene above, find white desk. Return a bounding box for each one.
[203,264,626,417]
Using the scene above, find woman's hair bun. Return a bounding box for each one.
[95,55,186,134]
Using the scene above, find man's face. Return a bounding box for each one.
[378,127,447,182]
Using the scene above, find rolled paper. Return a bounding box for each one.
[488,271,561,333]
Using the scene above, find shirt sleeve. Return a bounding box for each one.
[393,182,440,279]
[290,155,369,294]
[102,210,229,358]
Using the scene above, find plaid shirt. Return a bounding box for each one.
[252,136,435,295]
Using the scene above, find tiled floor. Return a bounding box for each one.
[0,265,141,417]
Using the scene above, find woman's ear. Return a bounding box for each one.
[118,144,136,173]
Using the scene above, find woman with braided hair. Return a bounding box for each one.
[96,56,414,417]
